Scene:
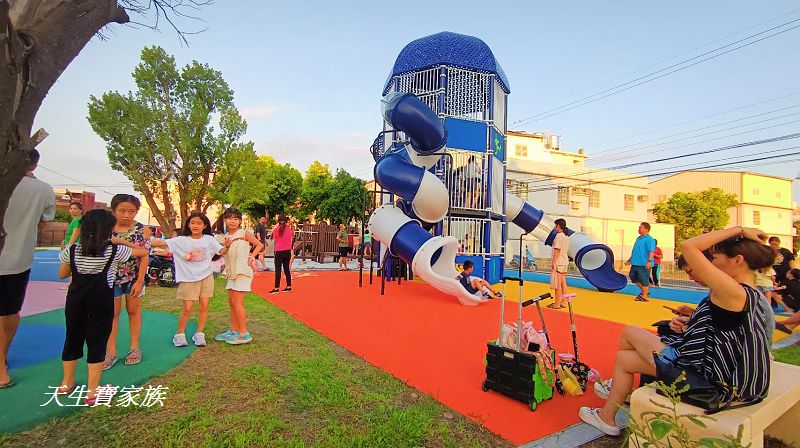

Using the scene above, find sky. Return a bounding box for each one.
[34,1,800,204]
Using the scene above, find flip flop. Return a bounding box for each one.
[0,381,14,389]
[124,349,142,365]
[634,295,649,302]
[56,383,77,395]
[546,303,560,309]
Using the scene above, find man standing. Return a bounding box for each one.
[255,216,268,271]
[769,236,795,284]
[627,222,656,302]
[0,149,55,388]
[549,218,570,309]
[337,224,349,271]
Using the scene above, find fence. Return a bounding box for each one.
[38,222,67,246]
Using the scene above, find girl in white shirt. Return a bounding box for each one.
[150,212,227,347]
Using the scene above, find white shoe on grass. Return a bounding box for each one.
[192,332,207,347]
[579,407,621,436]
[173,333,188,347]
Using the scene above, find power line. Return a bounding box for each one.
[38,165,117,195]
[509,9,800,123]
[518,131,800,187]
[590,104,800,160]
[581,92,800,149]
[511,18,800,127]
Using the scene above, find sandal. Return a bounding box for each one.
[546,303,560,309]
[101,354,118,371]
[269,288,280,294]
[56,382,77,395]
[634,295,649,302]
[0,380,15,389]
[124,349,142,365]
[85,394,97,406]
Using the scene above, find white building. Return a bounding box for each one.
[506,131,675,265]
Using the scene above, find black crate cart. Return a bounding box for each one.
[482,275,555,411]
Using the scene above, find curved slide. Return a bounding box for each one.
[505,194,627,292]
[369,93,489,305]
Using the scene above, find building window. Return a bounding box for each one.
[752,188,760,195]
[624,194,634,211]
[557,186,569,205]
[515,144,527,157]
[589,189,600,207]
[776,191,782,198]
[753,211,760,225]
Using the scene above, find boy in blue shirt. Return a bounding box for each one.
[626,222,656,302]
[457,260,502,299]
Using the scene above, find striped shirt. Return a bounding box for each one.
[60,244,132,288]
[668,284,770,402]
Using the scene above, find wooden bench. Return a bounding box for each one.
[628,361,800,448]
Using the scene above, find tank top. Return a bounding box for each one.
[218,229,253,279]
[668,284,770,402]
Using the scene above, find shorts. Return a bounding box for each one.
[0,269,31,316]
[177,275,214,301]
[226,276,252,292]
[339,247,350,257]
[114,281,145,298]
[629,265,650,286]
[659,345,678,363]
[549,270,566,289]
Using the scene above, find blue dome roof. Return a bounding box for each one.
[384,32,510,94]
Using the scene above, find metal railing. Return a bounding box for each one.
[439,149,486,211]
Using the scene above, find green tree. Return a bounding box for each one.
[88,46,251,232]
[653,188,739,246]
[0,0,207,256]
[231,156,302,221]
[318,169,368,225]
[296,161,334,222]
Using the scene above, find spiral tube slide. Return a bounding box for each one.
[368,205,489,306]
[505,193,627,292]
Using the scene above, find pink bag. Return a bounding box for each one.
[501,321,548,354]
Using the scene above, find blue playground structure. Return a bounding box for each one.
[367,32,627,304]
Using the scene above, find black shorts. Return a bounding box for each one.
[0,269,31,316]
[339,247,350,257]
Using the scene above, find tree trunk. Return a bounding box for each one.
[0,0,129,257]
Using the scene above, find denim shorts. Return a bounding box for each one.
[114,281,144,298]
[659,345,678,363]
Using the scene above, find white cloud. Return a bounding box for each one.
[240,106,280,121]
[255,133,375,179]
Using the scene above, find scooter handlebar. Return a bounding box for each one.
[521,292,552,307]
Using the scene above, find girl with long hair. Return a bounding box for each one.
[104,194,149,370]
[56,209,148,404]
[213,209,263,345]
[150,212,227,347]
[270,215,293,294]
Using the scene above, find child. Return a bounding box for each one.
[213,209,263,345]
[270,215,293,293]
[56,209,148,404]
[150,212,226,347]
[457,260,502,299]
[756,256,790,312]
[336,224,349,271]
[104,194,149,370]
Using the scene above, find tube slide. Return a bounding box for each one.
[368,205,489,306]
[506,193,628,292]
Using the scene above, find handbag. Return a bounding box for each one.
[653,333,763,415]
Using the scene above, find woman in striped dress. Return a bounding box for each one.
[579,226,774,436]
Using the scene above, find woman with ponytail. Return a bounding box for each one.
[269,215,293,294]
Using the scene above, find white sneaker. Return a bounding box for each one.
[173,333,188,347]
[192,332,207,347]
[579,407,620,436]
[594,379,612,400]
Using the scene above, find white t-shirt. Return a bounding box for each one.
[166,235,223,282]
[552,232,570,270]
[0,176,55,275]
[59,244,132,288]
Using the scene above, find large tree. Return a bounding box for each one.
[317,169,367,225]
[211,154,302,222]
[0,0,208,255]
[296,161,333,222]
[88,46,250,232]
[653,188,739,246]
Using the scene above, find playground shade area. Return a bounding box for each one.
[252,271,793,445]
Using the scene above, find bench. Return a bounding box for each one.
[628,361,800,448]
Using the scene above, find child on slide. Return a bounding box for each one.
[457,260,502,299]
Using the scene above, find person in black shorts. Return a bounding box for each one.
[457,260,501,298]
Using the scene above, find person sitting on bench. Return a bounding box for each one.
[457,260,502,299]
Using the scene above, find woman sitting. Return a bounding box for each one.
[579,226,774,435]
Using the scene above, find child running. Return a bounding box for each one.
[270,215,293,294]
[457,260,502,299]
[56,209,148,404]
[214,208,263,345]
[150,212,226,347]
[104,194,149,370]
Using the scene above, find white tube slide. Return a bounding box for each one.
[411,237,490,307]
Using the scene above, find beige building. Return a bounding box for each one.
[134,181,223,231]
[649,171,795,249]
[506,131,675,264]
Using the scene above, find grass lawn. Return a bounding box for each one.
[1,277,509,448]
